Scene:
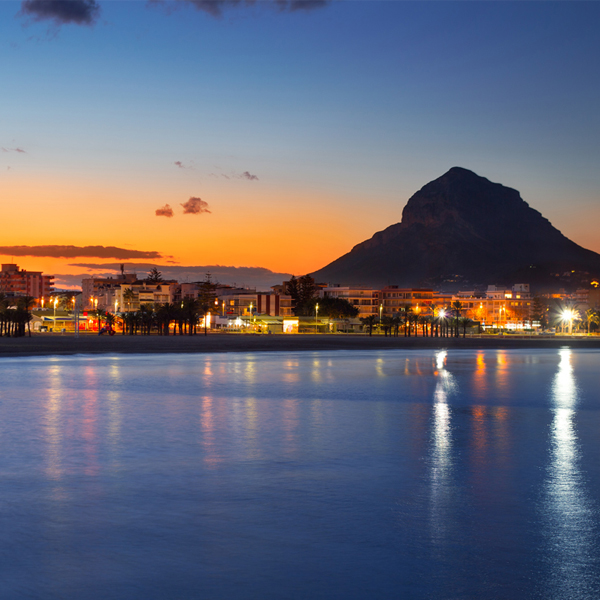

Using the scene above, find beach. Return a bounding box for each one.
[1,332,599,357]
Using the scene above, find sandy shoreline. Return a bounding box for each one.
[1,332,600,357]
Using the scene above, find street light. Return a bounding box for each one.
[562,308,577,335]
[315,303,319,334]
[379,303,383,333]
[53,296,58,333]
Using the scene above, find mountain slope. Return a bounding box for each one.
[311,167,600,288]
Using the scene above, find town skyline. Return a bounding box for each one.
[2,1,600,286]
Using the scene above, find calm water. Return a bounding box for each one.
[0,348,599,599]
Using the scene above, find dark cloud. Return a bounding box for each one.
[68,263,293,291]
[155,204,175,218]
[183,0,329,17]
[20,0,100,25]
[241,171,258,181]
[276,0,329,12]
[181,196,211,215]
[2,147,26,153]
[0,245,162,259]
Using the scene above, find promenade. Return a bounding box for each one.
[1,333,599,357]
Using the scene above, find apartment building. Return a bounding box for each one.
[379,287,435,318]
[321,286,380,319]
[0,264,54,300]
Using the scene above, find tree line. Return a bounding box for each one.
[0,294,35,337]
[359,301,472,337]
[109,296,215,336]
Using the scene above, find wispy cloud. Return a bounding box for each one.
[181,197,211,215]
[208,169,258,180]
[0,245,162,259]
[180,0,329,17]
[19,0,329,28]
[2,147,26,153]
[20,0,100,26]
[68,263,293,290]
[155,204,175,218]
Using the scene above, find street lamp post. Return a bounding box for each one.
[379,303,383,334]
[315,303,319,334]
[53,296,58,333]
[72,297,77,337]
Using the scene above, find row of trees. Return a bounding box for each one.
[284,276,360,319]
[114,297,214,336]
[531,297,600,333]
[0,294,35,337]
[360,307,474,338]
[96,275,218,336]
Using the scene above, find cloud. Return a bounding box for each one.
[18,0,329,28]
[155,204,175,218]
[68,263,293,290]
[241,171,258,181]
[2,147,26,153]
[182,0,329,17]
[20,0,100,25]
[0,245,162,259]
[181,196,211,215]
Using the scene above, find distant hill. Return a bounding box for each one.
[311,167,600,290]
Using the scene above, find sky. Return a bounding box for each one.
[1,0,599,289]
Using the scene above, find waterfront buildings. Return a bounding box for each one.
[0,263,54,301]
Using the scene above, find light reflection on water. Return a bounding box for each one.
[0,349,599,599]
[430,350,455,551]
[544,349,598,599]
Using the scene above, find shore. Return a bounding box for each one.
[1,332,600,357]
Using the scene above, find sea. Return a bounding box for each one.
[0,348,599,599]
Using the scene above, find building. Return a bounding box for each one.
[0,264,54,300]
[256,293,293,317]
[321,286,380,319]
[453,284,533,329]
[82,273,138,309]
[379,287,435,318]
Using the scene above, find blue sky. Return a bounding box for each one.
[1,0,599,280]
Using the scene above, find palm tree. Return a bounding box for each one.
[399,305,413,336]
[16,295,36,337]
[0,293,9,337]
[391,314,402,337]
[123,287,136,313]
[380,315,393,337]
[585,308,600,335]
[417,313,429,337]
[360,314,377,336]
[451,300,463,337]
[94,306,106,333]
[459,316,473,338]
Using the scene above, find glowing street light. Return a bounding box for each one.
[53,296,58,333]
[562,308,577,335]
[315,303,319,334]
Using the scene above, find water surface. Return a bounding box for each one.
[0,349,599,599]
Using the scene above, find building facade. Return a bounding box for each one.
[0,264,54,300]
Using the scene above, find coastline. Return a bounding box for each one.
[1,333,600,358]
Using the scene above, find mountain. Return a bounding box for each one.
[311,167,600,290]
